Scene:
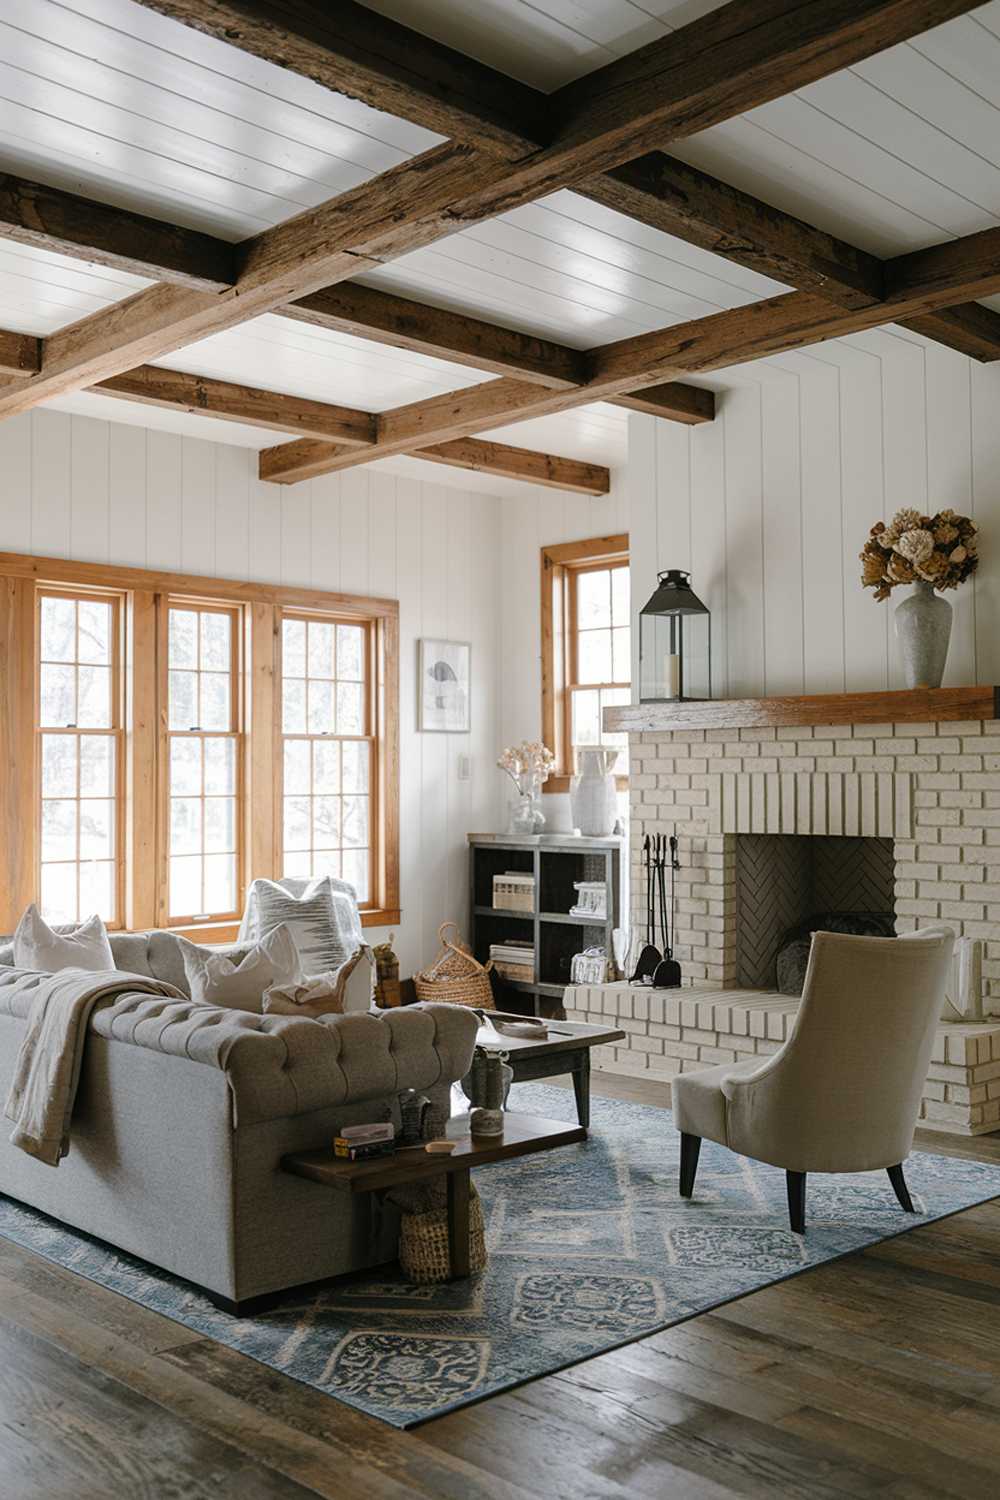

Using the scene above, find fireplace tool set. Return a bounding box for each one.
[630,832,681,988]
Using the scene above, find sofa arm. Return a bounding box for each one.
[91,993,479,1125]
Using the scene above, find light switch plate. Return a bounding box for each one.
[457,753,472,782]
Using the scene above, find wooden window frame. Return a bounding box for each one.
[540,534,629,794]
[35,584,126,928]
[0,550,400,941]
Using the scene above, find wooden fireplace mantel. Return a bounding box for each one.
[603,685,1000,735]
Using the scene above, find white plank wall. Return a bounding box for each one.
[0,407,538,977]
[629,335,1000,697]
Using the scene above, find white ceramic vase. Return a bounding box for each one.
[570,748,618,836]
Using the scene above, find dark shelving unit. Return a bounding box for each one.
[467,833,622,1018]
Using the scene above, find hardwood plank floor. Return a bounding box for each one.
[1,1074,998,1500]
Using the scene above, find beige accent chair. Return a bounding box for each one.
[672,927,954,1232]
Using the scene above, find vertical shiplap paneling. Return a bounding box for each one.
[367,472,398,600]
[722,385,765,696]
[760,375,803,695]
[417,481,450,968]
[248,469,282,586]
[31,409,72,557]
[834,343,887,691]
[279,482,312,587]
[214,445,250,581]
[972,361,1000,684]
[339,469,371,596]
[309,472,341,594]
[926,342,975,687]
[108,421,147,568]
[69,416,110,563]
[445,483,472,924]
[145,430,183,571]
[180,436,215,577]
[0,413,31,553]
[627,414,658,698]
[656,418,692,574]
[877,334,928,691]
[394,475,423,975]
[689,407,728,699]
[799,362,845,692]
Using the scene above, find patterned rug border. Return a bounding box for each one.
[2,1086,1000,1429]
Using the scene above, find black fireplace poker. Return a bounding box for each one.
[630,831,682,988]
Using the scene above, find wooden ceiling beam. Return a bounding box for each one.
[91,365,377,445]
[0,328,40,377]
[0,172,236,292]
[896,303,1000,360]
[612,383,716,424]
[410,438,609,495]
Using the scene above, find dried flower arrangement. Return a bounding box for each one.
[497,741,555,796]
[860,508,978,601]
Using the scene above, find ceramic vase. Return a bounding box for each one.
[894,580,952,689]
[570,748,618,836]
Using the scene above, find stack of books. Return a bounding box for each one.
[334,1122,396,1161]
[489,939,535,982]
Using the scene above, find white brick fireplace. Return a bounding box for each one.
[565,702,1000,1135]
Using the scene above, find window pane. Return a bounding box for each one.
[203,853,236,913]
[308,679,335,734]
[341,740,369,794]
[41,862,78,925]
[283,851,311,878]
[42,735,77,796]
[577,629,612,685]
[282,677,306,734]
[204,797,236,854]
[308,621,335,679]
[80,736,114,797]
[313,795,340,847]
[200,672,230,732]
[40,663,76,726]
[87,861,115,923]
[312,739,340,794]
[283,739,311,795]
[42,799,76,861]
[342,847,369,904]
[170,855,202,917]
[282,618,306,678]
[204,737,235,795]
[337,625,364,681]
[611,566,629,628]
[342,795,368,848]
[171,797,202,855]
[169,609,198,669]
[313,850,341,880]
[200,611,231,672]
[612,626,630,683]
[577,569,611,629]
[79,799,113,860]
[571,688,600,747]
[77,665,111,728]
[171,737,202,795]
[336,681,363,735]
[77,599,112,665]
[284,796,311,852]
[169,670,198,730]
[41,596,77,663]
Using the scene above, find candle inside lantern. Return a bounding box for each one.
[664,653,681,699]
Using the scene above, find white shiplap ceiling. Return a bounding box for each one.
[0,0,999,474]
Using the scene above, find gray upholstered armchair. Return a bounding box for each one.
[672,927,954,1232]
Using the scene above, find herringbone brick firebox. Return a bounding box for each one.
[565,715,1000,1136]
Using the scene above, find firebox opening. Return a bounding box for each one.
[734,833,896,995]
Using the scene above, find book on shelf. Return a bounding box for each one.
[489,938,535,982]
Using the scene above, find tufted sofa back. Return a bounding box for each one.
[0,928,252,998]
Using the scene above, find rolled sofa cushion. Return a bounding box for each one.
[180,924,301,1012]
[13,905,114,973]
[240,876,362,974]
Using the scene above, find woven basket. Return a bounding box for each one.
[414,922,495,1009]
[399,1184,487,1284]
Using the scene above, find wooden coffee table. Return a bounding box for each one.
[476,1018,625,1127]
[282,1113,585,1280]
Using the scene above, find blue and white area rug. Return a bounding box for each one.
[2,1083,1000,1428]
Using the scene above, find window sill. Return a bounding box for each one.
[137,908,401,946]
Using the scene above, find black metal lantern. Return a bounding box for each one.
[639,569,711,702]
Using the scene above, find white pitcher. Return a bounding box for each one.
[570,747,618,836]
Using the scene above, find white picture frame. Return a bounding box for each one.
[418,638,471,732]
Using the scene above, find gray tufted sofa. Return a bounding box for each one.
[0,930,478,1311]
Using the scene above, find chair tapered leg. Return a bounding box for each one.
[786,1171,806,1233]
[679,1133,701,1198]
[887,1163,915,1213]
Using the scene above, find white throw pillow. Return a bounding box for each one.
[264,947,375,1017]
[13,905,115,974]
[180,925,301,1012]
[240,876,362,974]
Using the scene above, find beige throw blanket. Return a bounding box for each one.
[4,968,184,1166]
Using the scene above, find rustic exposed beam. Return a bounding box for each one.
[612,383,715,425]
[411,438,610,495]
[91,365,377,445]
[0,1,983,423]
[0,329,40,377]
[132,0,549,160]
[0,173,236,292]
[284,282,589,388]
[580,152,884,311]
[260,224,1000,482]
[896,303,1000,361]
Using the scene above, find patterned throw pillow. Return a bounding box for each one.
[239,876,362,976]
